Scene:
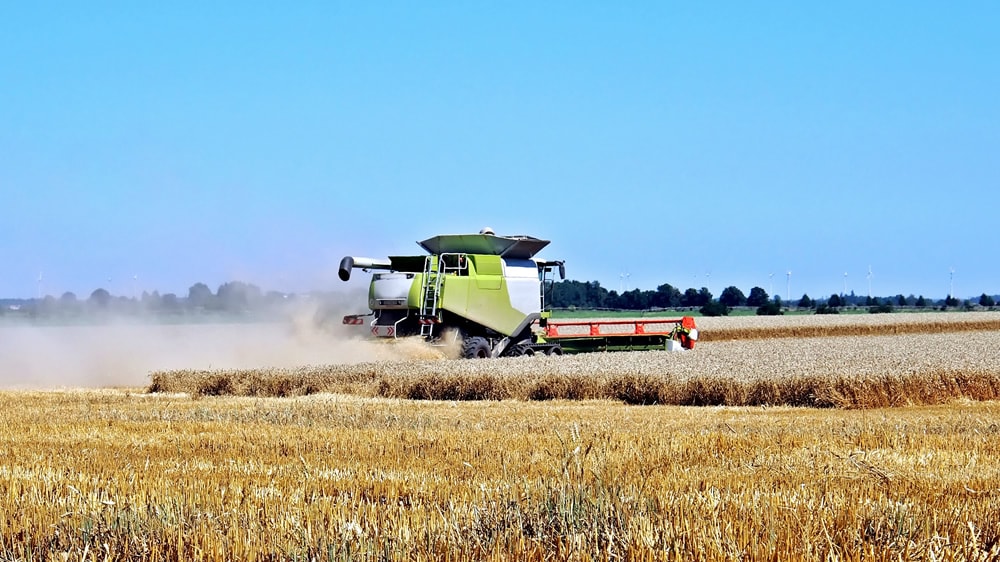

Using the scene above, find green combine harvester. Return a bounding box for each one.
[339,229,697,358]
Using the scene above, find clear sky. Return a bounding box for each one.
[2,2,997,301]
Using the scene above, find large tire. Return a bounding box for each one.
[505,343,534,357]
[462,336,492,359]
[545,345,563,356]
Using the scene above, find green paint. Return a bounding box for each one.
[469,255,502,290]
[398,253,536,336]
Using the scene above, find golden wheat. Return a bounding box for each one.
[8,315,1000,559]
[2,390,999,560]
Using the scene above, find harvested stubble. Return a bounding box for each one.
[696,310,1000,341]
[149,329,1000,408]
[2,391,999,560]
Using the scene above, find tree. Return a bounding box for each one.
[89,288,111,308]
[756,301,783,315]
[746,287,769,307]
[680,288,701,307]
[719,286,747,307]
[548,280,613,309]
[915,295,927,308]
[828,293,842,308]
[38,295,58,316]
[141,290,162,311]
[617,288,653,310]
[161,293,181,313]
[869,302,894,314]
[187,282,214,310]
[845,290,859,307]
[550,280,583,308]
[797,294,814,308]
[605,290,621,309]
[585,281,607,308]
[59,292,80,315]
[700,300,730,317]
[653,283,682,308]
[896,294,908,307]
[980,293,995,307]
[217,281,262,313]
[697,287,713,307]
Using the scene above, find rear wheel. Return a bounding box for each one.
[462,336,491,359]
[502,341,540,357]
[506,344,534,357]
[545,345,563,356]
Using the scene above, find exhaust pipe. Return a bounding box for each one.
[338,256,393,281]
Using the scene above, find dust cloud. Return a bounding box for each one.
[0,296,456,390]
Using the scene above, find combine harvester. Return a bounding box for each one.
[338,229,697,358]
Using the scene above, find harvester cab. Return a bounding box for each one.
[339,230,696,358]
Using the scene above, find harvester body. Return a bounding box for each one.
[340,231,696,358]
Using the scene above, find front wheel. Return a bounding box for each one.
[462,336,492,359]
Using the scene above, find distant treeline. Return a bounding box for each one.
[2,278,996,320]
[545,280,998,316]
[0,282,302,319]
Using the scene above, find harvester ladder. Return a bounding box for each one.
[419,256,443,337]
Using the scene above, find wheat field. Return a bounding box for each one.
[695,311,1000,341]
[150,312,1000,408]
[4,312,1000,560]
[2,391,999,561]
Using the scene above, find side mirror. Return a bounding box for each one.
[559,262,566,280]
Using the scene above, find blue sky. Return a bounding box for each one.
[2,2,997,300]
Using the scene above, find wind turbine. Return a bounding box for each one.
[786,270,791,301]
[769,273,774,297]
[37,272,43,300]
[949,267,955,299]
[867,266,873,299]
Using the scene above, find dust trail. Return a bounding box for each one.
[0,296,453,390]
